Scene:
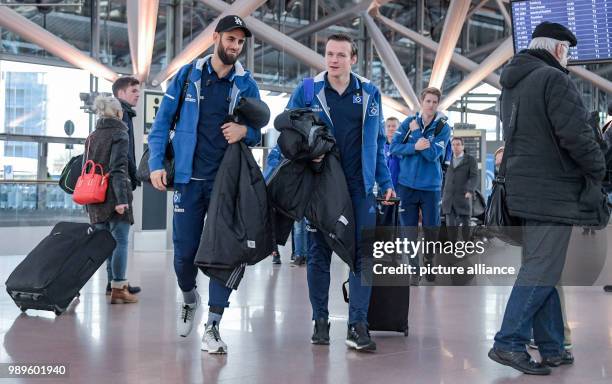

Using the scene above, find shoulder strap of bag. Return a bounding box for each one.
[498,96,519,180]
[303,77,315,107]
[434,116,448,136]
[170,64,193,131]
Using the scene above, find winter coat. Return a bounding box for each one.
[85,117,134,225]
[118,99,140,191]
[194,142,274,289]
[441,153,479,216]
[266,109,356,270]
[499,49,606,225]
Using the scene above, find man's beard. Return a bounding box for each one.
[217,42,238,65]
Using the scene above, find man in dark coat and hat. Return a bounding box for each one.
[488,22,606,375]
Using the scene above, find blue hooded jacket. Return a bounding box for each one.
[266,71,393,195]
[148,55,261,184]
[390,112,451,191]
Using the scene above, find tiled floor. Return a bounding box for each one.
[0,236,611,384]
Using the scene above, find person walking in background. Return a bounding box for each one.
[107,76,142,296]
[85,96,137,305]
[390,87,451,282]
[441,137,479,242]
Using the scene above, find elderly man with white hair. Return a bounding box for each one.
[488,22,606,375]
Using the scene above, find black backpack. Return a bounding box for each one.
[58,154,83,194]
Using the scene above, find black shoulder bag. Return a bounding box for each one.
[137,65,193,190]
[485,100,522,246]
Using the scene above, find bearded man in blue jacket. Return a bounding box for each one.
[147,15,261,355]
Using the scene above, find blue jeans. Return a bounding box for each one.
[96,218,130,282]
[173,180,232,308]
[293,219,308,257]
[307,192,376,325]
[493,220,572,358]
[397,184,441,268]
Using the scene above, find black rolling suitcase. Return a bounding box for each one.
[368,199,410,336]
[6,222,116,315]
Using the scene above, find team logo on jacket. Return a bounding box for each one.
[368,100,379,116]
[353,95,362,104]
[185,93,196,103]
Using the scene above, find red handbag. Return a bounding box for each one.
[72,159,109,205]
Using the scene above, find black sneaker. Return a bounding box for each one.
[106,282,140,295]
[604,285,612,292]
[272,254,281,264]
[346,323,376,352]
[311,318,330,345]
[292,256,306,267]
[541,350,574,367]
[488,348,551,375]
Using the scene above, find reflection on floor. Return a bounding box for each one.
[0,241,611,384]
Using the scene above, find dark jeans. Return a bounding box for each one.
[173,180,232,308]
[493,219,572,358]
[307,192,376,325]
[397,184,441,268]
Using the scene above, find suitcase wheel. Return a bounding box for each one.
[54,307,65,316]
[403,328,409,337]
[19,306,27,313]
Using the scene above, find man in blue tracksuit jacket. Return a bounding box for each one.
[268,33,395,351]
[147,15,260,354]
[390,87,451,282]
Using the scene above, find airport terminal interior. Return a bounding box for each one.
[0,0,611,383]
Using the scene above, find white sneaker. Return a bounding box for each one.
[201,322,227,354]
[177,291,200,337]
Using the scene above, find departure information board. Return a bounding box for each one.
[511,0,612,64]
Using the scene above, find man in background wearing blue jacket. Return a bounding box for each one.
[390,87,451,283]
[281,33,395,351]
[147,15,261,355]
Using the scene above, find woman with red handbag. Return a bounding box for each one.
[85,96,138,304]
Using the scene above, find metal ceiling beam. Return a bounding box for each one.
[203,0,410,115]
[439,37,513,111]
[126,0,159,83]
[375,14,500,88]
[466,0,490,19]
[362,12,420,111]
[0,5,118,82]
[494,0,511,25]
[152,0,266,86]
[568,66,612,95]
[467,38,505,59]
[429,0,471,89]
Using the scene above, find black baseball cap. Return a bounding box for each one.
[532,21,577,47]
[215,15,252,37]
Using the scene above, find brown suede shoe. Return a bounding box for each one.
[110,285,138,304]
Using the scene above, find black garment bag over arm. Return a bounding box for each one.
[6,222,116,315]
[137,66,193,189]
